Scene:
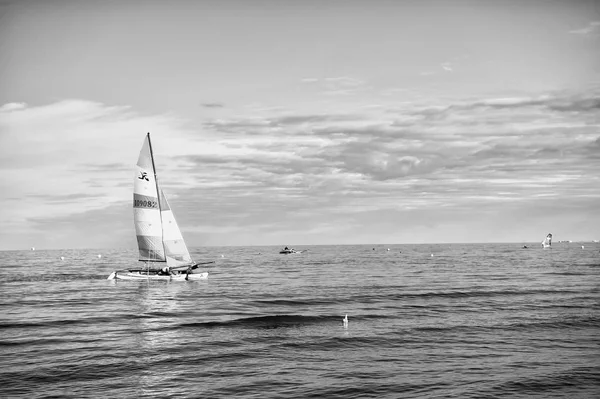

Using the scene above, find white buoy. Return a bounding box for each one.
[97,254,102,258]
[60,256,65,260]
[581,245,584,249]
[31,247,35,251]
[387,248,390,251]
[343,314,348,328]
[431,254,434,257]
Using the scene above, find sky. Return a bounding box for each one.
[0,0,599,250]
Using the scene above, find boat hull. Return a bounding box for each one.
[107,271,209,281]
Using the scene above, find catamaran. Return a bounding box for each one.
[541,233,552,249]
[107,133,211,281]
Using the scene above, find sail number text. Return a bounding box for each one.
[134,199,158,209]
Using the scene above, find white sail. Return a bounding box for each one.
[133,134,165,262]
[160,189,194,268]
[541,233,552,248]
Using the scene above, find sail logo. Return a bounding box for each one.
[138,171,149,181]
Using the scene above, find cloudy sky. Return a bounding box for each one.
[1,0,599,250]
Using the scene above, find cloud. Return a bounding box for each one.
[569,21,600,35]
[409,91,600,118]
[1,87,599,249]
[0,99,196,248]
[201,103,224,108]
[196,88,600,208]
[0,102,27,111]
[300,76,368,95]
[270,114,362,126]
[436,55,469,74]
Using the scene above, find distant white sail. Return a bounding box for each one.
[541,233,552,248]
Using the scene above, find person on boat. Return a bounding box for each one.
[158,267,171,276]
[284,247,289,250]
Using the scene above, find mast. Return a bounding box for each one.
[146,132,167,261]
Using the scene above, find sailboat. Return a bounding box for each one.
[541,233,552,249]
[107,133,211,281]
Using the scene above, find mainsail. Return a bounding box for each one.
[134,134,165,262]
[133,133,195,267]
[541,233,552,248]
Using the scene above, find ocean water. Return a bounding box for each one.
[1,243,599,398]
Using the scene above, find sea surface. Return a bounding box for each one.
[1,243,599,398]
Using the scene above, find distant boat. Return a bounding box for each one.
[541,233,552,249]
[107,133,212,281]
[279,247,306,254]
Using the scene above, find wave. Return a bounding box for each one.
[0,274,114,283]
[410,313,600,335]
[250,298,336,306]
[243,288,588,309]
[179,314,341,330]
[479,366,600,397]
[0,313,155,330]
[504,315,600,331]
[343,288,583,305]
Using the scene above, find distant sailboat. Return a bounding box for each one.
[541,233,552,249]
[107,133,212,281]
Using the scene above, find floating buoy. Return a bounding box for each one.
[31,247,35,251]
[387,248,390,251]
[431,254,434,257]
[97,254,102,258]
[221,254,224,258]
[581,245,584,249]
[343,314,348,328]
[60,256,65,260]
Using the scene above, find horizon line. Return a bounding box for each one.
[3,240,598,252]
